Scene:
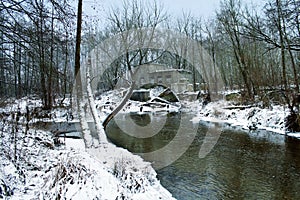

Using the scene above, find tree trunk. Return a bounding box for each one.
[47,7,55,109]
[74,0,83,103]
[102,81,136,129]
[276,0,288,92]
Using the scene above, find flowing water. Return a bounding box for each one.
[106,112,300,200]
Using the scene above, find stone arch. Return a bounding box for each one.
[76,28,225,169]
[81,28,224,101]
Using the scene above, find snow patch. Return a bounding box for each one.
[192,100,299,138]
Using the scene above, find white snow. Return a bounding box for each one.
[95,87,181,115]
[192,99,300,139]
[2,89,300,199]
[0,96,175,200]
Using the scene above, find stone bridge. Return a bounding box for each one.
[78,28,223,101]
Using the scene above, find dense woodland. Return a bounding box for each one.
[1,0,299,114]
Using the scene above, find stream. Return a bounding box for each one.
[106,112,300,199]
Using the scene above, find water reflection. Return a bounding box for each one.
[129,113,151,126]
[106,113,300,199]
[107,113,179,153]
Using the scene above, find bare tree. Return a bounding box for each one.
[242,0,300,109]
[217,0,255,100]
[102,0,167,128]
[0,0,75,108]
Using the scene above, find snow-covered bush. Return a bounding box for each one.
[0,176,14,198]
[42,154,102,199]
[113,157,157,194]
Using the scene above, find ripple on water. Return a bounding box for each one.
[106,113,300,200]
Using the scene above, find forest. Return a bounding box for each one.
[1,0,300,198]
[0,0,300,125]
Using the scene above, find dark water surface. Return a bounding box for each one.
[106,112,300,200]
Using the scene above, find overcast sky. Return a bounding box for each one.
[155,0,221,19]
[82,0,264,23]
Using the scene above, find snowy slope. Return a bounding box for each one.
[0,97,175,200]
[192,99,300,138]
[2,89,300,199]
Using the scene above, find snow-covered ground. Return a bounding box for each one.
[2,89,300,199]
[191,99,300,139]
[95,87,181,116]
[95,88,300,139]
[0,96,175,199]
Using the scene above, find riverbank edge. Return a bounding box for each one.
[0,97,176,199]
[190,100,300,139]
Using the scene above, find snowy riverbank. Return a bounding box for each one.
[96,88,300,140]
[0,97,175,199]
[191,99,300,139]
[2,89,300,199]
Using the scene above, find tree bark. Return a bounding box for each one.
[102,81,136,129]
[276,0,288,92]
[74,0,83,103]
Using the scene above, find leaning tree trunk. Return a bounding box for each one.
[102,81,136,129]
[86,60,108,143]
